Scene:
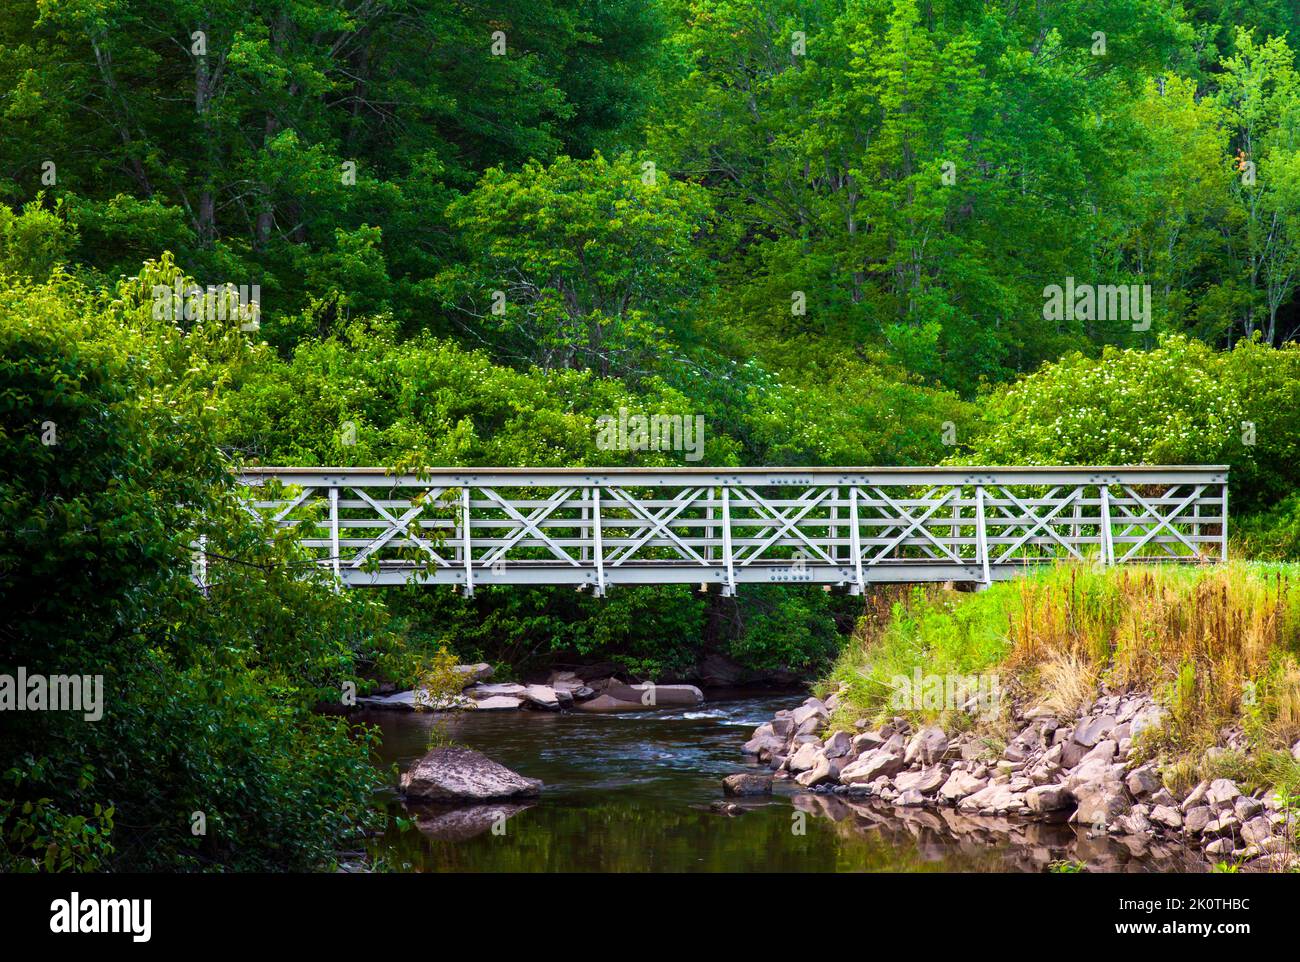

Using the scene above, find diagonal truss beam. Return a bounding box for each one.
[1115,484,1204,562]
[603,486,709,567]
[478,486,581,567]
[349,487,447,568]
[860,486,961,566]
[734,486,838,567]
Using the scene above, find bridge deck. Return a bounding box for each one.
[228,466,1228,594]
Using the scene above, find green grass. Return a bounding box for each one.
[824,563,1300,793]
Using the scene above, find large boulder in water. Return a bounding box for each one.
[603,682,704,707]
[723,773,774,796]
[399,748,542,802]
[574,693,644,712]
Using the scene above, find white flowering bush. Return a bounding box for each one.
[958,335,1300,512]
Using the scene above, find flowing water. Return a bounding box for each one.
[361,692,1194,872]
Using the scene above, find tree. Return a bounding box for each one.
[439,152,714,378]
[652,0,1190,391]
[0,241,396,870]
[0,1,665,336]
[1214,30,1300,346]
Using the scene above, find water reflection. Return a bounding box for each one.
[360,694,1199,873]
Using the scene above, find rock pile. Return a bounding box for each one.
[742,691,1298,870]
[359,665,704,713]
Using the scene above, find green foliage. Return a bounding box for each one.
[439,151,714,378]
[653,0,1192,391]
[1048,859,1086,874]
[958,335,1300,512]
[3,0,1300,874]
[1235,494,1300,560]
[0,261,394,870]
[0,761,115,873]
[826,585,1013,729]
[0,0,666,335]
[723,586,849,676]
[216,311,738,467]
[0,197,76,279]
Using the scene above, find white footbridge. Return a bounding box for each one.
[225,466,1229,595]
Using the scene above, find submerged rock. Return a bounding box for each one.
[574,693,645,712]
[399,747,542,802]
[709,800,745,817]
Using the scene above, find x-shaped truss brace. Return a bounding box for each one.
[603,486,710,567]
[989,485,1085,565]
[733,487,839,567]
[477,487,581,567]
[1113,484,1204,562]
[860,487,963,567]
[349,487,448,568]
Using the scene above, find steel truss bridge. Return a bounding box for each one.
[230,466,1228,595]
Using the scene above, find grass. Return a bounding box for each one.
[824,562,1300,792]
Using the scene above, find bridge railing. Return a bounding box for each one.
[230,466,1229,594]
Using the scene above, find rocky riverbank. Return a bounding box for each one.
[359,664,704,713]
[742,689,1300,871]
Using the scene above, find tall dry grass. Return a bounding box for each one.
[827,563,1300,776]
[1005,565,1300,755]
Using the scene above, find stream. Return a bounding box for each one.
[361,692,1197,872]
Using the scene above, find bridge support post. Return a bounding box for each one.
[581,489,590,564]
[829,489,839,566]
[721,486,736,596]
[593,487,606,597]
[462,487,474,596]
[329,487,341,591]
[1221,483,1229,562]
[849,487,865,595]
[975,485,991,586]
[1100,484,1114,566]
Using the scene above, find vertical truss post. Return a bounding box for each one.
[329,486,341,591]
[1220,481,1229,562]
[849,487,865,595]
[1100,484,1114,566]
[705,497,715,564]
[592,486,606,597]
[721,485,736,596]
[581,489,590,563]
[975,485,992,586]
[829,487,839,564]
[462,486,474,596]
[1071,492,1082,556]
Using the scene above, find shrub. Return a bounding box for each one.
[958,334,1300,513]
[0,264,394,870]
